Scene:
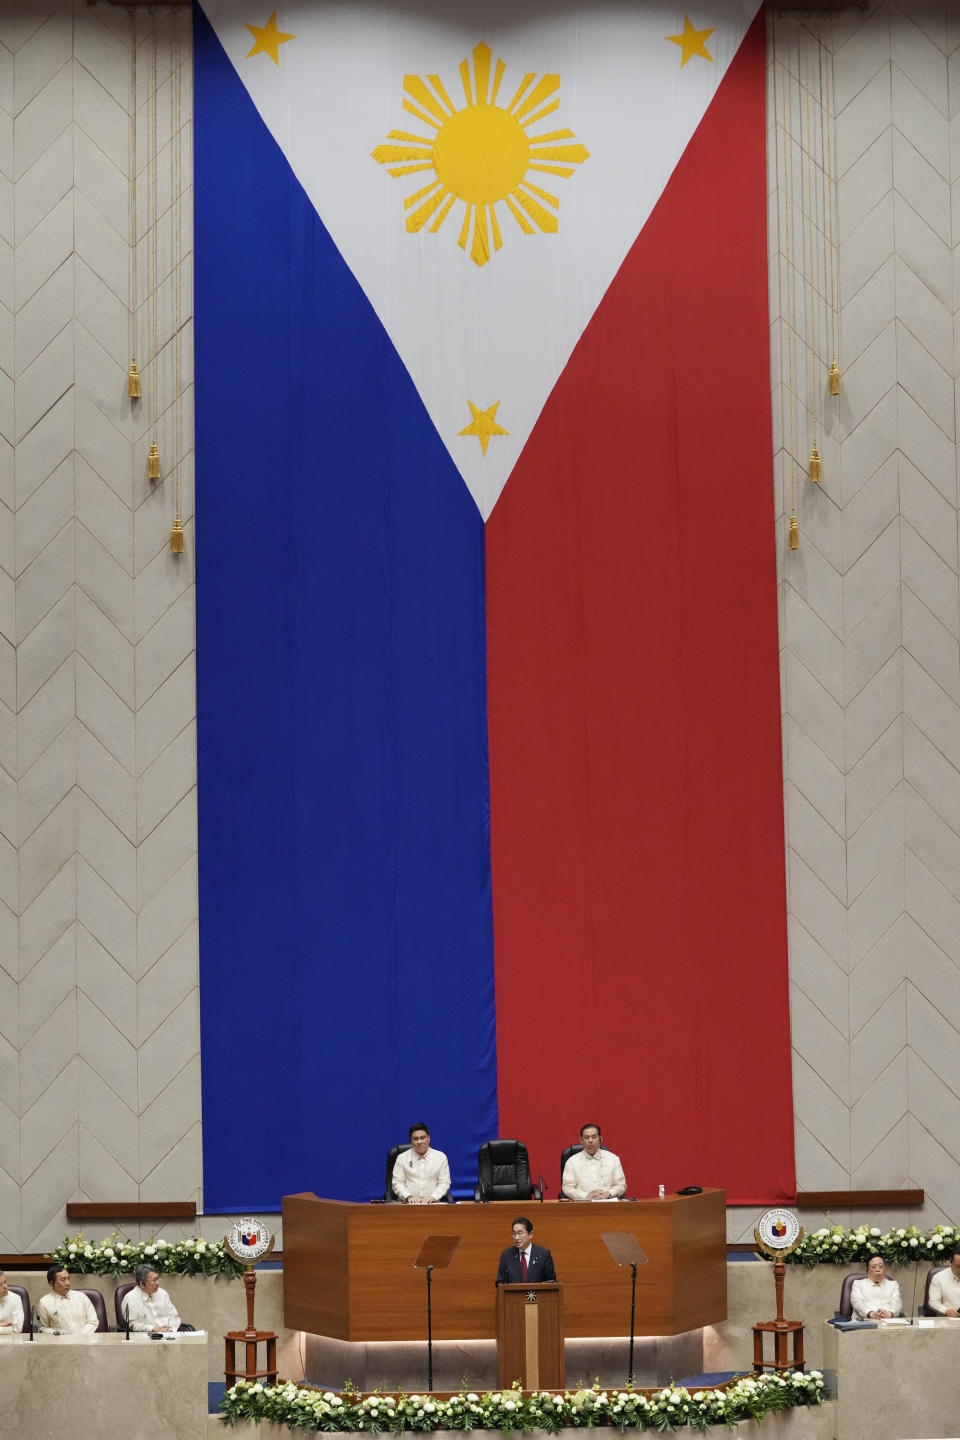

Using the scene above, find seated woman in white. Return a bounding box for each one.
[850,1255,902,1320]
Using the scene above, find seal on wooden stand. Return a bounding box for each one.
[223,1216,277,1389]
[752,1208,805,1375]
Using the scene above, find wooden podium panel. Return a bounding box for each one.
[282,1191,725,1341]
[497,1283,564,1389]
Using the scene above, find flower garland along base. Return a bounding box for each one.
[781,1221,958,1267]
[220,1375,825,1434]
[46,1233,244,1279]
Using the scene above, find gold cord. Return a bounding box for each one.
[148,18,160,478]
[171,11,184,553]
[777,21,798,548]
[127,8,140,397]
[822,17,839,392]
[803,30,820,482]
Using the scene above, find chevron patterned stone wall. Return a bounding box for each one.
[750,0,960,1244]
[0,0,198,1253]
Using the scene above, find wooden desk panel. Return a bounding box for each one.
[283,1191,725,1341]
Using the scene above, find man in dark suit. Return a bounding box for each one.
[496,1216,557,1284]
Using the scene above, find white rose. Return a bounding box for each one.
[196,1242,207,1254]
[144,1245,156,1256]
[504,1400,515,1411]
[104,1248,115,1258]
[84,1246,93,1257]
[157,1239,169,1248]
[870,1227,881,1236]
[424,1402,436,1413]
[120,1259,128,1268]
[910,1238,919,1247]
[897,1229,906,1238]
[68,1244,77,1253]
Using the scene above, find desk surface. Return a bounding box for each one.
[0,1332,209,1440]
[283,1190,726,1341]
[824,1318,960,1440]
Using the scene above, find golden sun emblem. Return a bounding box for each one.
[371,41,589,268]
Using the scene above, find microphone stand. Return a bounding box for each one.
[425,1265,434,1392]
[628,1262,638,1385]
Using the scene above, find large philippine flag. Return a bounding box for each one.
[194,0,795,1212]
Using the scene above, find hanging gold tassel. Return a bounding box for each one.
[127,359,141,397]
[809,444,821,483]
[788,513,799,550]
[828,357,840,395]
[170,514,184,553]
[147,442,161,479]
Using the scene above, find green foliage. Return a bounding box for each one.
[219,1374,825,1432]
[781,1221,958,1268]
[45,1233,244,1279]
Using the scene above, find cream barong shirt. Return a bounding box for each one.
[928,1268,960,1314]
[122,1286,181,1332]
[0,1291,24,1332]
[391,1146,451,1201]
[850,1275,902,1320]
[36,1290,99,1333]
[561,1147,627,1200]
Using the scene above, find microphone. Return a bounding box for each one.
[909,1263,921,1322]
[29,1302,35,1340]
[538,1176,546,1203]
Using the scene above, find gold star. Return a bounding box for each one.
[458,401,509,456]
[667,15,716,67]
[245,11,295,65]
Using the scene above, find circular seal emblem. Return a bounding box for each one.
[225,1216,274,1265]
[755,1207,802,1255]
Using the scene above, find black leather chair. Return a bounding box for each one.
[474,1139,540,1202]
[921,1265,948,1317]
[382,1143,453,1202]
[558,1144,582,1199]
[837,1272,863,1319]
[115,1281,136,1329]
[79,1287,109,1333]
[7,1284,31,1334]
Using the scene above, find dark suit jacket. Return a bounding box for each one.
[496,1242,557,1285]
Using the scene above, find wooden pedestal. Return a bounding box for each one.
[752,1319,804,1374]
[225,1329,278,1387]
[496,1283,564,1390]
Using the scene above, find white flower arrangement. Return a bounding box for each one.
[46,1232,244,1279]
[784,1220,957,1267]
[220,1374,825,1432]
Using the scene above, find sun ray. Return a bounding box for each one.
[524,99,560,126]
[514,74,560,121]
[403,100,441,129]
[503,194,535,234]
[528,163,577,178]
[522,180,559,208]
[512,187,559,232]
[473,43,491,105]
[506,73,536,113]
[407,188,451,231]
[404,180,442,209]
[530,143,590,163]
[430,193,456,231]
[459,57,473,107]
[427,75,457,114]
[403,76,449,123]
[374,43,588,266]
[371,142,434,163]
[471,205,490,265]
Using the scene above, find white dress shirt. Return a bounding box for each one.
[0,1291,24,1332]
[561,1147,627,1200]
[36,1290,99,1333]
[122,1285,181,1332]
[392,1145,451,1201]
[850,1275,902,1320]
[927,1268,960,1315]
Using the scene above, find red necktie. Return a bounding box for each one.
[521,1252,528,1280]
